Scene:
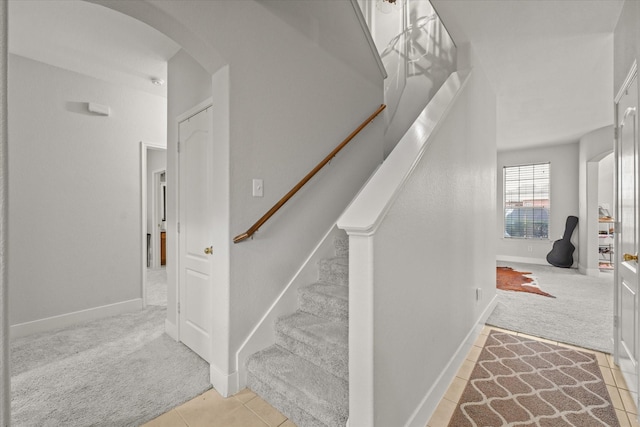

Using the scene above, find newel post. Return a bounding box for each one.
[338,230,376,427]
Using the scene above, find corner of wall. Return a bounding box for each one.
[211,364,238,398]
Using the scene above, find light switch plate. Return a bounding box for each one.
[253,179,263,197]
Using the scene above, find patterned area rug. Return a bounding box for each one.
[448,331,619,426]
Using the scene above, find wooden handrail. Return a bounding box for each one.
[233,104,386,243]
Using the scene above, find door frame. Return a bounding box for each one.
[614,60,638,411]
[152,168,167,268]
[175,98,214,345]
[140,141,167,308]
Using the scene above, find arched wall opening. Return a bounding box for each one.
[87,0,234,394]
[586,150,615,275]
[578,125,615,277]
[0,0,231,420]
[6,0,387,403]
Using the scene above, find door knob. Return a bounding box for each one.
[204,246,213,255]
[623,253,638,262]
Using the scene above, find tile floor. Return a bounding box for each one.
[142,387,294,427]
[144,325,638,427]
[427,325,640,427]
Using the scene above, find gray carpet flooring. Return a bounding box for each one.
[146,267,168,307]
[487,262,614,353]
[11,268,210,426]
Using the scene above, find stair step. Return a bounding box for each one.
[248,373,330,427]
[318,257,348,286]
[299,283,348,321]
[276,311,348,381]
[334,236,349,258]
[247,345,348,427]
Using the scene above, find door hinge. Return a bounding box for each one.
[177,141,181,153]
[614,315,619,328]
[177,302,180,314]
[177,222,180,233]
[614,126,619,141]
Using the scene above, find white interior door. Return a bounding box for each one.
[616,70,638,412]
[179,105,214,363]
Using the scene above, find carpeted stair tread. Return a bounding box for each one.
[318,257,349,286]
[246,345,348,427]
[299,283,348,321]
[277,311,347,348]
[334,237,349,259]
[276,311,348,380]
[246,235,350,427]
[301,282,348,300]
[248,373,330,427]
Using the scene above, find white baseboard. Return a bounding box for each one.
[497,255,549,266]
[211,363,238,397]
[165,319,178,341]
[499,255,579,270]
[579,264,601,277]
[404,295,498,427]
[235,224,344,392]
[10,298,143,339]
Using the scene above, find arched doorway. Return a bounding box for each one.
[2,1,233,423]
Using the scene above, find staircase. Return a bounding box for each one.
[246,235,349,427]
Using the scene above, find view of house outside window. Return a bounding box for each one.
[504,162,550,239]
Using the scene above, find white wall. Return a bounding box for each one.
[614,0,639,97]
[497,143,580,265]
[599,153,614,214]
[8,53,166,326]
[577,126,613,276]
[339,44,496,427]
[362,0,456,156]
[376,47,495,427]
[166,49,212,331]
[224,3,384,390]
[376,69,495,426]
[129,0,387,394]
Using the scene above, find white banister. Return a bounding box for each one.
[338,71,468,235]
[338,66,497,426]
[338,71,468,427]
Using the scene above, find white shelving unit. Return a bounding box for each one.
[599,218,615,270]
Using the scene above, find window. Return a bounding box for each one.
[504,163,550,239]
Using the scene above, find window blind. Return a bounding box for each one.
[504,163,550,239]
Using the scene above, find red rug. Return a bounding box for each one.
[497,267,555,298]
[448,331,619,426]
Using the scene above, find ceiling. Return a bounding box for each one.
[431,0,625,150]
[8,0,180,98]
[8,0,626,149]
